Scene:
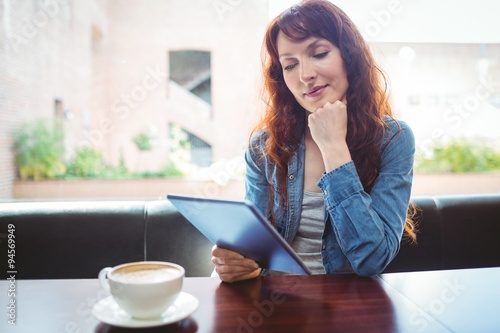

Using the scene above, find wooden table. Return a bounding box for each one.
[1,267,499,333]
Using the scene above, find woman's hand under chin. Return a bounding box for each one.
[307,98,351,172]
[211,245,262,283]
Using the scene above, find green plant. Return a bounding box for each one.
[415,139,500,173]
[160,161,185,177]
[12,119,66,180]
[132,161,185,178]
[132,132,153,151]
[66,147,105,178]
[80,151,132,179]
[98,165,131,179]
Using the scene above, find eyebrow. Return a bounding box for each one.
[278,38,326,61]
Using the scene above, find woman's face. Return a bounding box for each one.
[276,31,349,112]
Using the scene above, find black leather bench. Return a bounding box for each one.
[144,200,214,278]
[384,194,500,273]
[1,194,499,279]
[0,201,147,279]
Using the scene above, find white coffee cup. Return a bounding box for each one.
[98,261,184,319]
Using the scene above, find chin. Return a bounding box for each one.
[306,102,324,113]
[300,104,316,113]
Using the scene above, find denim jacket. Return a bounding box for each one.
[244,117,415,276]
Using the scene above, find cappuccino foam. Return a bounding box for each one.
[113,267,179,284]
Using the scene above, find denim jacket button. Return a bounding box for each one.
[322,244,326,250]
[289,174,294,180]
[323,189,328,195]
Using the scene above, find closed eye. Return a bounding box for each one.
[284,63,297,71]
[313,51,329,59]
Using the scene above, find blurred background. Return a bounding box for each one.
[1,0,499,201]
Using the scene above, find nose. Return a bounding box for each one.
[299,59,316,83]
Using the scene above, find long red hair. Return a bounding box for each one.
[253,0,417,242]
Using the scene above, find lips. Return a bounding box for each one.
[304,85,327,98]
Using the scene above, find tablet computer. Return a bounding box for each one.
[166,194,311,275]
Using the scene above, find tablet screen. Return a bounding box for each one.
[167,194,311,275]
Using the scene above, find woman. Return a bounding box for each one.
[212,0,416,282]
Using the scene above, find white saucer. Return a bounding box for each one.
[92,292,199,328]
